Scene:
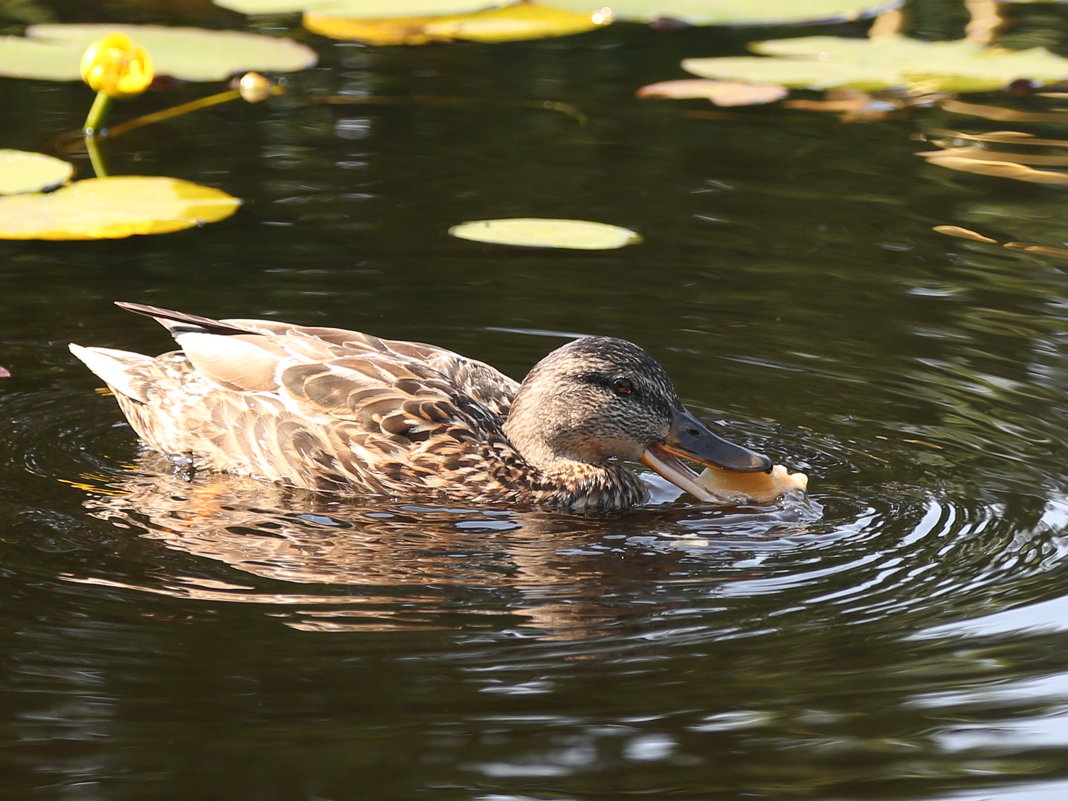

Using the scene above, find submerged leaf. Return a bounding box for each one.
[0,177,241,240]
[449,218,641,249]
[1,24,316,83]
[0,150,74,195]
[550,0,897,26]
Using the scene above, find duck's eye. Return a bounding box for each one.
[612,377,635,395]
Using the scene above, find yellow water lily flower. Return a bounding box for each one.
[79,32,154,98]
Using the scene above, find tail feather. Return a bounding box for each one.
[69,343,154,402]
[115,301,254,337]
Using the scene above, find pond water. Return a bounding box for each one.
[5,0,1068,799]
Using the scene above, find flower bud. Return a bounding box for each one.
[80,33,154,99]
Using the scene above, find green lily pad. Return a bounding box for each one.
[449,218,642,249]
[215,0,504,15]
[0,176,241,240]
[683,55,898,91]
[550,0,898,25]
[0,150,74,195]
[683,34,1068,93]
[0,24,316,83]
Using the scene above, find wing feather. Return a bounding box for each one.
[94,303,532,499]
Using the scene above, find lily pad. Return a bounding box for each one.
[637,79,786,106]
[0,24,316,83]
[0,176,241,240]
[216,0,505,15]
[304,3,608,44]
[0,150,74,195]
[550,0,898,26]
[449,218,641,249]
[683,34,1068,93]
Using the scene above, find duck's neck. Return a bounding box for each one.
[502,387,647,513]
[524,458,648,514]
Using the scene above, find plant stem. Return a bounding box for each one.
[84,135,108,178]
[106,89,240,138]
[84,90,112,136]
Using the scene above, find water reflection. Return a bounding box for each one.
[74,451,821,638]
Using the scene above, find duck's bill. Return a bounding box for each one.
[641,407,771,499]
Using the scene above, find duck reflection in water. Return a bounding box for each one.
[78,451,814,639]
[70,303,771,516]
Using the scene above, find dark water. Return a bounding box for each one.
[4,1,1068,799]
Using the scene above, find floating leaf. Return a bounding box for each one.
[918,146,1068,166]
[926,128,1068,147]
[637,79,786,106]
[0,150,74,195]
[933,225,1068,262]
[684,34,1068,93]
[783,88,906,120]
[0,176,241,240]
[0,24,316,83]
[304,3,606,43]
[550,0,897,25]
[921,155,1068,184]
[933,225,998,243]
[941,98,1068,123]
[1003,242,1068,261]
[683,56,898,91]
[449,218,641,249]
[216,0,505,14]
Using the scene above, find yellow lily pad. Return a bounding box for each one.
[0,150,74,195]
[684,35,1068,93]
[304,3,608,44]
[216,0,505,15]
[0,176,241,240]
[449,218,641,249]
[549,0,897,25]
[0,24,316,83]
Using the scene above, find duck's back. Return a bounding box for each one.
[70,305,528,499]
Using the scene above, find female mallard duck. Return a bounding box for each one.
[70,303,771,514]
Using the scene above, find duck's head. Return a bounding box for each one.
[503,336,771,499]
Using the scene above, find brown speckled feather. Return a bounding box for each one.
[70,304,650,513]
[69,303,774,514]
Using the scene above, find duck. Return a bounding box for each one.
[69,302,771,514]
